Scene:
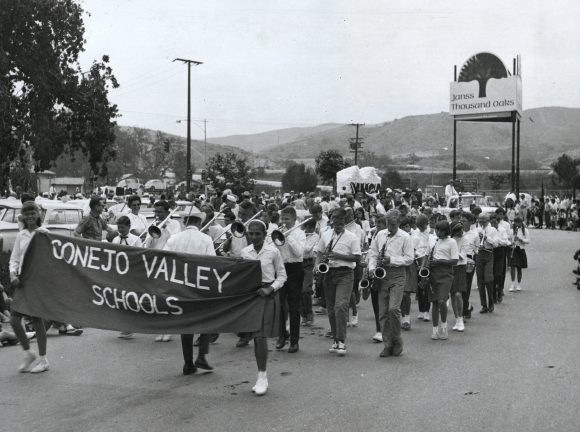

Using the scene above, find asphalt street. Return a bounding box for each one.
[1,228,579,432]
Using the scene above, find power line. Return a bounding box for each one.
[112,69,184,98]
[117,61,176,86]
[113,63,182,92]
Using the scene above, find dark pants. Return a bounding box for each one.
[476,250,494,308]
[378,267,406,348]
[181,334,210,366]
[493,248,506,300]
[323,268,354,342]
[301,259,314,318]
[315,272,326,307]
[538,212,543,228]
[462,259,476,315]
[279,262,304,345]
[370,287,381,332]
[417,279,431,313]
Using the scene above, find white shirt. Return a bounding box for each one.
[510,226,530,249]
[9,227,49,274]
[302,232,320,259]
[429,237,459,261]
[229,234,249,258]
[315,215,328,234]
[145,218,182,250]
[375,202,387,216]
[241,243,287,291]
[412,229,430,258]
[368,228,414,270]
[317,229,361,269]
[495,226,511,247]
[346,221,367,250]
[113,233,143,247]
[445,185,458,198]
[276,225,306,263]
[163,226,215,256]
[463,229,480,256]
[320,201,329,214]
[127,212,148,235]
[453,235,469,265]
[206,224,224,242]
[479,224,499,250]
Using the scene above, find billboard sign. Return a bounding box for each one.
[458,178,478,193]
[450,52,522,116]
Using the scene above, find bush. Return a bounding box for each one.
[0,250,14,297]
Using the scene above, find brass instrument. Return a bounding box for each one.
[214,210,264,252]
[419,238,438,291]
[316,235,334,274]
[201,211,223,233]
[271,217,314,246]
[358,251,371,290]
[510,226,518,259]
[147,207,180,239]
[373,243,387,279]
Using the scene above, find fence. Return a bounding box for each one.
[479,189,576,203]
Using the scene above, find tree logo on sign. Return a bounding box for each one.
[458,53,508,98]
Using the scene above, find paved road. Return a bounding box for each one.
[2,229,579,432]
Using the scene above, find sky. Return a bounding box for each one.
[79,0,580,140]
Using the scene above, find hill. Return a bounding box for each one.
[206,107,580,169]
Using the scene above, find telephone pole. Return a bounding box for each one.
[174,58,203,192]
[349,123,365,165]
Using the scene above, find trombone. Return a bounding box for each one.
[271,217,314,246]
[130,207,179,246]
[214,210,263,251]
[201,211,223,233]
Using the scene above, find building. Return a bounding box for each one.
[36,170,56,193]
[51,177,85,194]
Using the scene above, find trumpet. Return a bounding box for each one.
[271,217,314,246]
[373,244,387,279]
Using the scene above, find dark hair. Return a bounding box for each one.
[21,193,35,204]
[21,201,42,227]
[311,204,322,214]
[116,215,131,226]
[204,210,215,222]
[355,207,366,220]
[435,220,450,237]
[154,200,170,211]
[89,196,103,210]
[127,195,141,207]
[461,212,474,223]
[240,201,254,211]
[223,211,236,222]
[248,220,266,234]
[514,215,526,235]
[416,214,428,227]
[280,206,297,218]
[332,207,347,220]
[399,217,411,228]
[303,217,316,229]
[267,203,279,212]
[450,221,463,236]
[375,215,386,226]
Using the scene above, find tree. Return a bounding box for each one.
[1,0,119,182]
[458,53,508,98]
[315,150,347,186]
[357,151,393,169]
[551,154,580,189]
[381,169,402,189]
[489,173,510,191]
[205,152,253,191]
[456,162,474,170]
[281,163,318,193]
[408,152,419,164]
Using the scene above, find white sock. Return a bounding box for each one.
[441,321,447,329]
[38,355,47,362]
[433,326,439,333]
[257,371,267,380]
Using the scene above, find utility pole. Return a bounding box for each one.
[174,58,203,192]
[349,123,365,165]
[204,119,207,162]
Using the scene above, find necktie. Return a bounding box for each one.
[120,235,129,245]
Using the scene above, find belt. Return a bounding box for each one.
[479,248,493,253]
[303,257,314,262]
[328,266,352,271]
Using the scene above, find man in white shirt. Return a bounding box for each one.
[490,214,510,304]
[460,212,480,319]
[475,213,499,313]
[144,200,181,251]
[445,180,458,200]
[368,209,414,357]
[315,207,361,356]
[311,204,328,234]
[163,212,215,375]
[222,201,254,258]
[412,214,431,321]
[274,207,306,353]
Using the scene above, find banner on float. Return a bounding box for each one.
[12,232,266,334]
[336,166,381,196]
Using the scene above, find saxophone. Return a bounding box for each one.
[419,239,438,291]
[317,236,334,274]
[373,243,387,279]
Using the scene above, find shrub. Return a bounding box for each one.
[0,250,14,297]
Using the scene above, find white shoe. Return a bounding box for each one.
[457,318,465,332]
[431,330,440,340]
[253,375,268,396]
[155,335,164,341]
[417,312,424,320]
[373,332,383,342]
[440,327,448,340]
[329,342,338,353]
[337,342,346,356]
[423,312,431,322]
[509,284,515,292]
[350,314,358,326]
[18,352,38,373]
[118,332,133,339]
[516,285,522,291]
[31,359,49,373]
[162,334,173,342]
[452,321,459,331]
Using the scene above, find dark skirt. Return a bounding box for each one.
[240,290,281,339]
[428,265,454,302]
[508,247,528,269]
[404,261,418,293]
[450,265,467,294]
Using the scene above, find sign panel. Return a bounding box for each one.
[450,52,522,116]
[458,178,478,192]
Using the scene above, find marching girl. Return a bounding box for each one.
[449,221,467,332]
[9,202,50,373]
[508,216,530,291]
[425,220,459,341]
[505,198,519,227]
[240,220,287,396]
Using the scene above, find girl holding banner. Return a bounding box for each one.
[8,202,50,373]
[241,220,287,396]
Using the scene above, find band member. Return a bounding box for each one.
[367,216,387,341]
[301,218,319,326]
[315,208,361,356]
[426,221,459,340]
[274,207,305,353]
[450,221,467,332]
[460,212,480,319]
[412,215,431,322]
[490,214,510,303]
[240,220,287,396]
[163,212,215,375]
[398,217,416,330]
[201,209,224,242]
[368,209,413,357]
[475,213,499,313]
[508,216,530,291]
[222,201,254,259]
[344,207,367,326]
[311,204,328,234]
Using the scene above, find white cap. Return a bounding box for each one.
[226,194,237,203]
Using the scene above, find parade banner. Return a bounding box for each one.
[336,166,381,196]
[12,232,266,334]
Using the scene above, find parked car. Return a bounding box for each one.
[144,179,166,192]
[439,194,497,221]
[0,200,85,252]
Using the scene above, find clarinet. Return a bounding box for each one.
[510,226,518,259]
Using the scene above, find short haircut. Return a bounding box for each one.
[416,214,428,227]
[116,215,131,226]
[461,212,474,223]
[435,220,450,237]
[331,207,347,219]
[240,201,254,211]
[311,204,322,214]
[386,209,401,223]
[154,200,170,211]
[127,195,141,207]
[204,209,215,221]
[89,196,103,210]
[303,217,316,228]
[267,203,279,212]
[399,217,411,227]
[375,215,387,226]
[280,206,297,218]
[223,211,236,222]
[449,209,460,218]
[248,220,266,234]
